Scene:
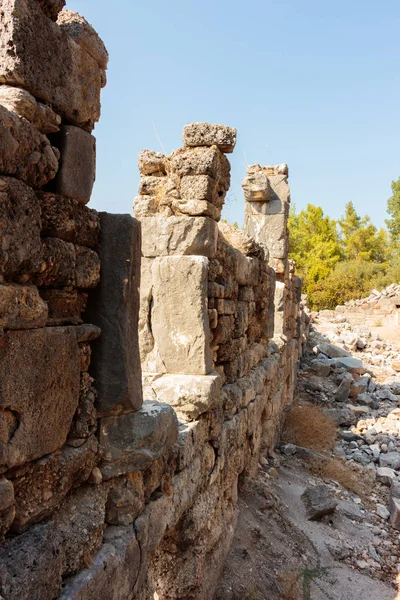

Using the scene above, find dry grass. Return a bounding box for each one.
[282,405,337,453]
[309,457,374,502]
[277,572,300,600]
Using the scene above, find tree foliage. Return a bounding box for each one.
[386,177,400,244]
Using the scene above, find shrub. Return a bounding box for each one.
[282,406,337,453]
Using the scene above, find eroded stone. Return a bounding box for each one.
[182,122,237,154]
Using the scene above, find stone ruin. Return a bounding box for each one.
[335,283,400,326]
[0,2,309,598]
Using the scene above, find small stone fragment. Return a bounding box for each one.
[182,122,237,154]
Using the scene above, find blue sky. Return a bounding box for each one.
[68,0,400,228]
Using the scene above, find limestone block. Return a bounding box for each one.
[105,473,144,526]
[10,435,98,532]
[99,400,179,479]
[58,526,140,600]
[0,85,62,134]
[54,126,96,205]
[0,327,80,469]
[0,105,58,188]
[180,175,217,202]
[33,239,100,289]
[182,122,237,154]
[0,0,104,129]
[34,0,65,20]
[0,485,108,600]
[152,373,222,421]
[236,254,259,286]
[0,284,48,329]
[140,216,218,258]
[40,289,87,325]
[138,175,166,197]
[86,214,143,417]
[0,478,14,539]
[57,10,109,69]
[0,177,42,279]
[169,147,219,178]
[38,192,100,248]
[242,170,272,202]
[75,246,101,289]
[138,149,166,176]
[151,256,212,375]
[172,198,221,221]
[67,372,97,442]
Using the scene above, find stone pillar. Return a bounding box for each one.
[135,122,236,421]
[242,163,292,337]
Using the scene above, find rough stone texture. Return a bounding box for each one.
[138,150,166,176]
[242,170,272,202]
[0,105,58,187]
[151,256,212,375]
[54,126,96,205]
[301,484,338,520]
[0,284,48,329]
[38,192,100,248]
[0,85,61,133]
[99,401,179,480]
[389,481,400,529]
[0,484,108,600]
[34,0,65,20]
[183,122,237,154]
[85,213,142,417]
[151,373,222,421]
[58,526,141,600]
[141,216,218,258]
[40,289,88,325]
[0,177,42,280]
[32,239,100,289]
[0,0,104,129]
[0,327,80,469]
[0,478,14,539]
[10,435,99,532]
[57,10,109,69]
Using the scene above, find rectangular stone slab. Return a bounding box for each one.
[140,216,218,258]
[0,327,80,469]
[0,105,58,188]
[85,213,143,416]
[0,177,42,279]
[151,256,212,375]
[0,0,103,129]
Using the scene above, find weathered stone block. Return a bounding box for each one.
[151,256,212,375]
[57,10,109,69]
[138,150,166,176]
[0,478,14,539]
[38,191,100,248]
[58,526,141,600]
[40,289,88,325]
[0,85,61,133]
[182,122,237,154]
[242,170,272,202]
[34,0,65,20]
[100,400,179,479]
[0,0,104,129]
[54,126,96,204]
[0,327,80,469]
[140,216,218,258]
[169,147,219,178]
[0,177,42,279]
[0,105,58,187]
[152,373,222,421]
[301,484,338,520]
[10,435,99,532]
[172,198,221,221]
[180,175,217,202]
[75,246,101,289]
[106,472,144,526]
[33,239,100,289]
[0,484,108,600]
[85,214,142,416]
[0,284,48,329]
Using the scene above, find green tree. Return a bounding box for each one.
[288,204,342,298]
[339,201,389,263]
[386,177,400,244]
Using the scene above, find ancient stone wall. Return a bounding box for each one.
[0,3,309,598]
[335,283,400,326]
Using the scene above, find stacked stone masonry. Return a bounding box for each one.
[0,4,309,598]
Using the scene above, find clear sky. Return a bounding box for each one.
[68,0,400,228]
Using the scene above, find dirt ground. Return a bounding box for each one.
[214,461,398,600]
